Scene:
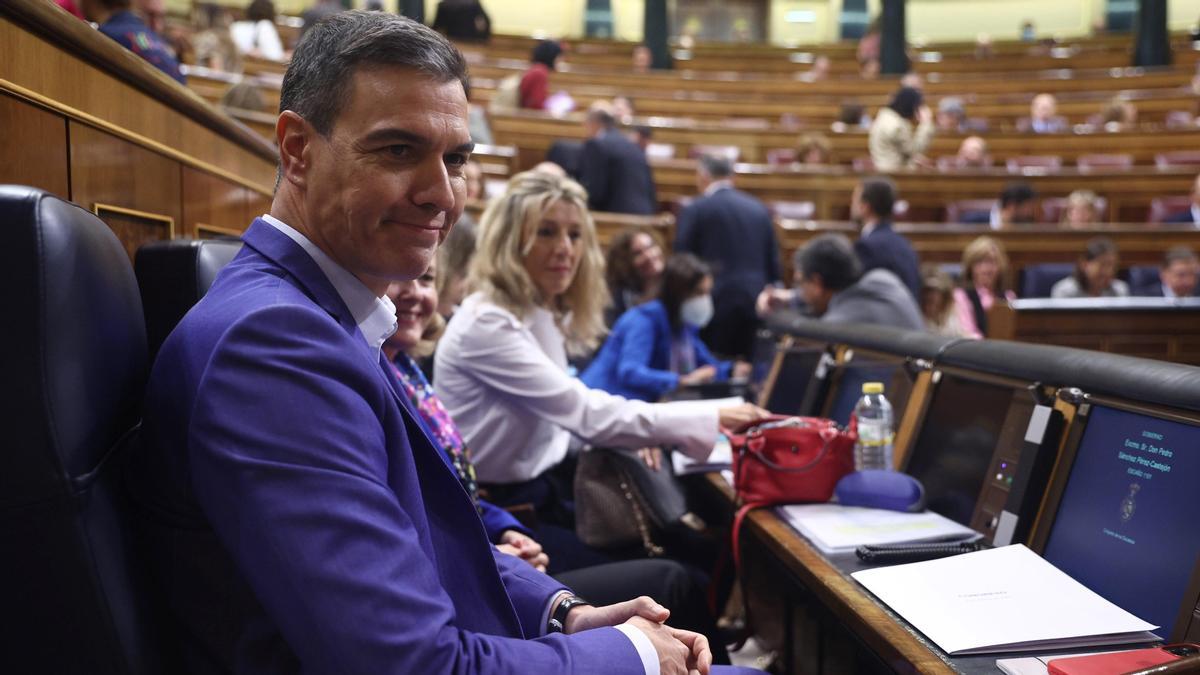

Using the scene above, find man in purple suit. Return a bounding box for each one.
[132,12,740,674]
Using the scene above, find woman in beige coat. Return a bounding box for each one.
[868,86,935,170]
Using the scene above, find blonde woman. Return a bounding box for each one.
[434,171,765,522]
[1061,190,1101,229]
[953,236,1016,339]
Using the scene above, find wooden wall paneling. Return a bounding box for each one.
[0,11,277,193]
[0,93,69,198]
[182,166,248,238]
[69,122,181,260]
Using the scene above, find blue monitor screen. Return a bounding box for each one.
[828,362,900,427]
[1042,404,1200,634]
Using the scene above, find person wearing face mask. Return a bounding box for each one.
[583,254,751,402]
[435,171,767,527]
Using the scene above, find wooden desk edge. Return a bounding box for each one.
[705,473,957,674]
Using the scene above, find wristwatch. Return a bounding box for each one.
[547,594,590,634]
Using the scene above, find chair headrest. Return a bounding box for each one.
[135,238,243,362]
[0,185,147,501]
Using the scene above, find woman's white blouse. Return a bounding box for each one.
[434,293,721,483]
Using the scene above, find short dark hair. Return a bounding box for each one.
[888,86,923,120]
[1163,246,1197,268]
[859,176,896,218]
[699,155,733,179]
[530,40,562,69]
[586,106,616,129]
[999,182,1037,207]
[659,253,711,332]
[246,0,276,23]
[280,11,469,138]
[795,234,862,292]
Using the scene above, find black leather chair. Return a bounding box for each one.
[0,185,172,673]
[135,238,243,363]
[1019,262,1075,298]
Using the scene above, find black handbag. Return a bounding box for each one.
[573,447,700,556]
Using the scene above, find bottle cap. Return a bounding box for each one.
[862,382,884,394]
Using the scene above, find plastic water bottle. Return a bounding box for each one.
[853,382,894,471]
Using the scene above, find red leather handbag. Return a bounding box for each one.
[727,415,857,565]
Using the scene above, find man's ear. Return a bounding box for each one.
[277,111,313,189]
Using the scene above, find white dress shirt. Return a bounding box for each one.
[261,214,396,356]
[435,293,721,484]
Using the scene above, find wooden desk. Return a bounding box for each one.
[988,298,1200,365]
[699,474,957,674]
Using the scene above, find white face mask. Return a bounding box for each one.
[680,294,714,328]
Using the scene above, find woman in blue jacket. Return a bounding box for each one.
[583,253,750,401]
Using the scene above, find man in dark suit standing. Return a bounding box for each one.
[577,101,658,215]
[1164,173,1200,224]
[675,155,782,359]
[851,176,921,299]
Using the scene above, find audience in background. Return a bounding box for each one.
[430,0,491,42]
[793,234,925,329]
[1164,173,1200,224]
[953,236,1015,338]
[868,86,934,170]
[859,57,881,80]
[1019,19,1036,42]
[219,81,264,111]
[55,0,87,20]
[577,101,658,215]
[796,133,832,165]
[436,217,477,321]
[1024,93,1068,133]
[436,171,765,527]
[675,155,782,359]
[1100,97,1138,131]
[935,97,967,133]
[920,265,972,338]
[83,0,186,84]
[631,44,653,73]
[1061,190,1102,228]
[900,72,924,91]
[519,40,562,110]
[964,181,1037,228]
[799,55,831,82]
[1051,237,1130,298]
[134,0,166,34]
[954,136,991,169]
[851,176,922,299]
[611,95,635,120]
[191,2,241,73]
[584,254,750,401]
[230,0,284,61]
[604,227,666,324]
[832,102,870,132]
[299,0,341,37]
[1139,246,1199,298]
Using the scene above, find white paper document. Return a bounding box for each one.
[672,435,732,475]
[777,503,977,554]
[851,545,1159,656]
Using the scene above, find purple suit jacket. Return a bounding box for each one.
[133,220,642,673]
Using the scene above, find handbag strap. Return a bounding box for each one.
[615,463,665,558]
[741,426,838,474]
[728,500,765,653]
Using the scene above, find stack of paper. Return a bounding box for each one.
[851,545,1159,656]
[778,503,977,554]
